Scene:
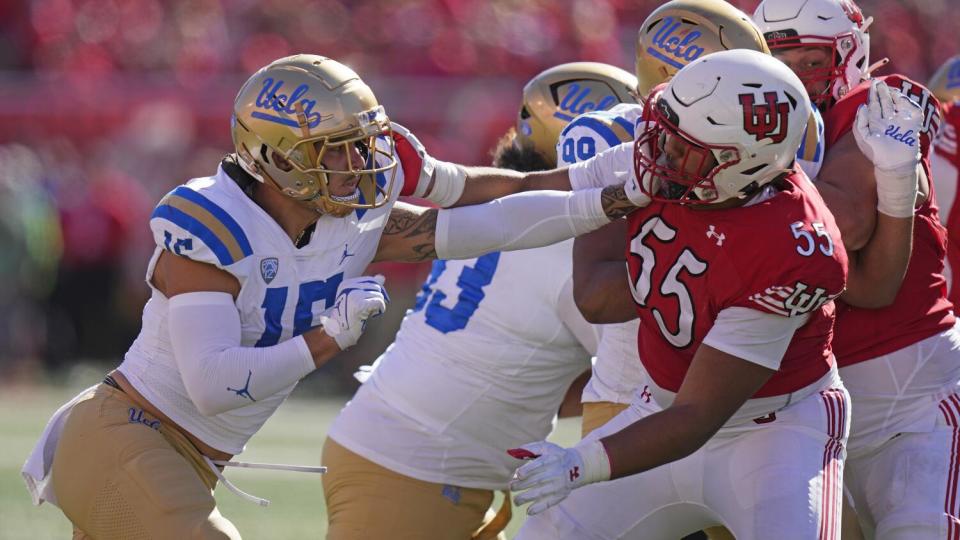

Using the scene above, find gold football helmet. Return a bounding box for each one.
[635,0,769,97]
[231,54,397,217]
[516,62,638,164]
[929,55,960,105]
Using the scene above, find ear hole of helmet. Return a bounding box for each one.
[270,150,295,172]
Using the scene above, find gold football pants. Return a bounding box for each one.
[52,383,240,539]
[322,437,508,539]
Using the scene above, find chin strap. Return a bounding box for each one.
[864,57,890,79]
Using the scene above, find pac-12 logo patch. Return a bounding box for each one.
[260,257,279,284]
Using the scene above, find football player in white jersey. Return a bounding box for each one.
[322,62,637,540]
[22,54,655,539]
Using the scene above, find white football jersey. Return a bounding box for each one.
[119,130,425,454]
[328,239,594,489]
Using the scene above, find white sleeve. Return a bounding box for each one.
[435,188,609,260]
[167,292,315,416]
[556,277,600,356]
[568,142,635,191]
[701,307,809,371]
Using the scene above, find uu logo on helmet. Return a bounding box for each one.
[253,77,333,128]
[553,82,619,122]
[647,16,706,70]
[739,92,790,144]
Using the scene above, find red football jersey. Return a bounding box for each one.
[625,172,848,398]
[824,75,955,366]
[935,100,960,307]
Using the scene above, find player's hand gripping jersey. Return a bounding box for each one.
[825,75,955,367]
[119,125,431,455]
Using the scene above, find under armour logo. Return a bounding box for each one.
[640,385,652,403]
[706,225,725,246]
[339,243,355,265]
[227,370,256,402]
[739,92,790,144]
[569,466,580,482]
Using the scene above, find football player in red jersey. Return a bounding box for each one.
[504,49,918,540]
[756,1,960,537]
[930,55,960,305]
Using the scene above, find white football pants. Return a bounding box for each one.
[516,380,850,540]
[840,321,960,539]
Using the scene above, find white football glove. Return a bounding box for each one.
[320,275,389,350]
[508,439,611,515]
[853,79,923,217]
[625,135,661,208]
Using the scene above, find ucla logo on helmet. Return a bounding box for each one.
[260,258,279,284]
[553,82,618,121]
[647,16,706,70]
[253,77,331,128]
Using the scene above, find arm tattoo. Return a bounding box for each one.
[382,207,439,262]
[601,185,637,220]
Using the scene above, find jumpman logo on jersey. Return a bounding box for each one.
[569,466,580,482]
[339,243,355,265]
[227,370,256,402]
[640,385,652,403]
[706,225,725,246]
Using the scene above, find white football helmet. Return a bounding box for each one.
[752,0,871,108]
[635,49,812,205]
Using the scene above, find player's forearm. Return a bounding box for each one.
[301,327,347,368]
[599,405,717,479]
[168,293,316,416]
[436,185,635,260]
[450,167,572,207]
[574,260,636,323]
[842,214,913,308]
[816,179,875,251]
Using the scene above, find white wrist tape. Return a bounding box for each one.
[435,188,609,260]
[875,162,919,218]
[420,156,467,207]
[573,438,612,484]
[168,292,314,416]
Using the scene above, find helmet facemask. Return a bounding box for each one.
[634,96,740,206]
[238,105,398,218]
[765,32,863,110]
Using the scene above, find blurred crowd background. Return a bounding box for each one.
[0,0,957,392]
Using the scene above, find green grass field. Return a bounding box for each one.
[0,370,582,539]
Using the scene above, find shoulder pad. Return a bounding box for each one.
[150,185,253,267]
[557,108,639,165]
